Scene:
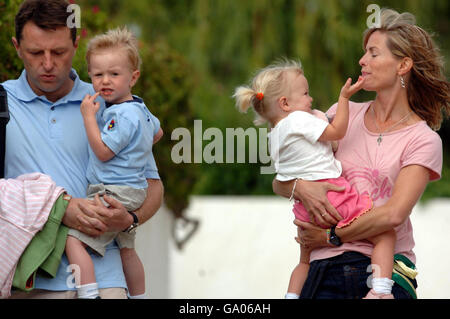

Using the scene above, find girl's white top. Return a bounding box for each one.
[268,110,342,182]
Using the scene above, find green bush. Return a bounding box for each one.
[1,0,199,217]
[0,0,23,82]
[133,41,199,217]
[2,0,449,206]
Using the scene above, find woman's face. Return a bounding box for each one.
[359,31,401,92]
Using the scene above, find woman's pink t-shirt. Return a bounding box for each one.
[309,101,443,264]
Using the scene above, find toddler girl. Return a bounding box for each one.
[233,60,396,299]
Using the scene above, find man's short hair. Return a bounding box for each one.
[15,0,77,44]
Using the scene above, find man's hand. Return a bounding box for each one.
[101,194,134,232]
[62,197,108,237]
[62,194,133,236]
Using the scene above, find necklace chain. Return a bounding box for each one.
[371,104,412,146]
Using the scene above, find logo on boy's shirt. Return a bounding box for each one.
[108,119,115,130]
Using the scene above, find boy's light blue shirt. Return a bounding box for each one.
[2,69,134,291]
[87,96,160,189]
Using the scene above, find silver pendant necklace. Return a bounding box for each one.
[371,105,412,146]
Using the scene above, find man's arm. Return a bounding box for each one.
[113,178,164,227]
[153,128,163,145]
[100,178,164,231]
[63,178,164,235]
[62,197,108,237]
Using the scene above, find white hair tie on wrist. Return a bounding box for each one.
[289,178,299,201]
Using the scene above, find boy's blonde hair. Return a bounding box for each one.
[233,59,303,125]
[86,26,142,71]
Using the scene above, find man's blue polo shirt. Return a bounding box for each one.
[2,69,128,291]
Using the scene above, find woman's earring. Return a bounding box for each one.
[400,76,406,88]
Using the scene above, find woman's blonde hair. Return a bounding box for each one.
[233,59,303,125]
[86,26,142,71]
[363,8,449,130]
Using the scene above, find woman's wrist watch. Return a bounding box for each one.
[123,211,139,234]
[326,226,342,246]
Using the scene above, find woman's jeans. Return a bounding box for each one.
[300,252,417,299]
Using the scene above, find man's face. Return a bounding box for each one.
[12,22,79,102]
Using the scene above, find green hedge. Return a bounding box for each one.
[2,0,449,206]
[0,0,199,217]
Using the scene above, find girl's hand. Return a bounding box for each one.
[81,92,101,118]
[340,76,365,99]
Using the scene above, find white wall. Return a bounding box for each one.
[136,196,450,299]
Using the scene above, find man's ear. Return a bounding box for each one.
[11,37,22,58]
[73,35,80,49]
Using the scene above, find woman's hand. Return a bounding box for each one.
[293,179,344,227]
[294,219,330,249]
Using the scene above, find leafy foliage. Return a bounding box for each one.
[0,0,23,82]
[1,0,449,206]
[74,1,200,216]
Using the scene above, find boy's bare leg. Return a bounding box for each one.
[120,248,146,297]
[65,236,99,298]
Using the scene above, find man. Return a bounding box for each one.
[4,0,163,298]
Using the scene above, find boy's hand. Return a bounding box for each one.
[81,92,101,118]
[340,76,365,99]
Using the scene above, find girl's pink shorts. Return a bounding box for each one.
[292,176,373,228]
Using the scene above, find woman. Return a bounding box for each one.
[273,8,450,299]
